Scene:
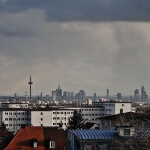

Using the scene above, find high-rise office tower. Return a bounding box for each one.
[24,91,28,103]
[94,93,96,101]
[56,85,62,101]
[40,92,43,101]
[68,92,74,101]
[141,86,146,102]
[52,91,56,101]
[63,91,68,100]
[117,93,121,100]
[78,90,86,105]
[134,89,140,101]
[106,89,109,100]
[141,86,148,102]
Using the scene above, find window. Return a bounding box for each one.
[41,112,43,115]
[9,118,12,121]
[122,104,124,106]
[33,140,38,148]
[49,141,55,148]
[5,118,8,121]
[120,109,123,114]
[124,129,130,136]
[41,118,43,121]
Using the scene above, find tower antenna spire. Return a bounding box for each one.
[28,75,33,101]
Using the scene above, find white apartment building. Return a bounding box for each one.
[93,101,132,116]
[1,103,29,109]
[0,109,31,132]
[31,109,74,128]
[0,101,132,132]
[63,106,104,123]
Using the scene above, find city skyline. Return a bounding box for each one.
[0,0,150,96]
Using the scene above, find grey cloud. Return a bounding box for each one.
[1,0,150,22]
[0,2,150,96]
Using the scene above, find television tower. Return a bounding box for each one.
[28,75,33,101]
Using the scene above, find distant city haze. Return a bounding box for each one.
[0,0,150,96]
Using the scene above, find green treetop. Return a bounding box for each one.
[66,109,85,130]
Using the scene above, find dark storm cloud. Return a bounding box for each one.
[1,0,150,22]
[1,0,150,96]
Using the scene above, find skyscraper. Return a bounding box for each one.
[141,86,145,102]
[106,89,109,100]
[63,91,68,100]
[117,93,121,100]
[68,92,74,101]
[52,91,56,101]
[94,93,96,101]
[134,89,140,102]
[56,85,62,101]
[78,90,86,105]
[141,86,148,102]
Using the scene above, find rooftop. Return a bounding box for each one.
[5,126,67,150]
[69,129,118,140]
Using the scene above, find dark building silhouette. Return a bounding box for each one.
[28,75,33,101]
[134,89,140,102]
[106,89,109,100]
[117,93,121,100]
[56,85,62,101]
[141,86,148,102]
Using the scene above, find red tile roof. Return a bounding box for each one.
[5,126,44,150]
[0,127,13,137]
[5,126,67,150]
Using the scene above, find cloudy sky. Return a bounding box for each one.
[0,0,150,97]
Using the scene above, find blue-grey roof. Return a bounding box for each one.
[69,129,118,140]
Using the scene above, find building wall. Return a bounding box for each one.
[31,110,74,128]
[1,103,28,109]
[0,102,132,132]
[0,110,31,132]
[115,103,132,114]
[93,102,132,116]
